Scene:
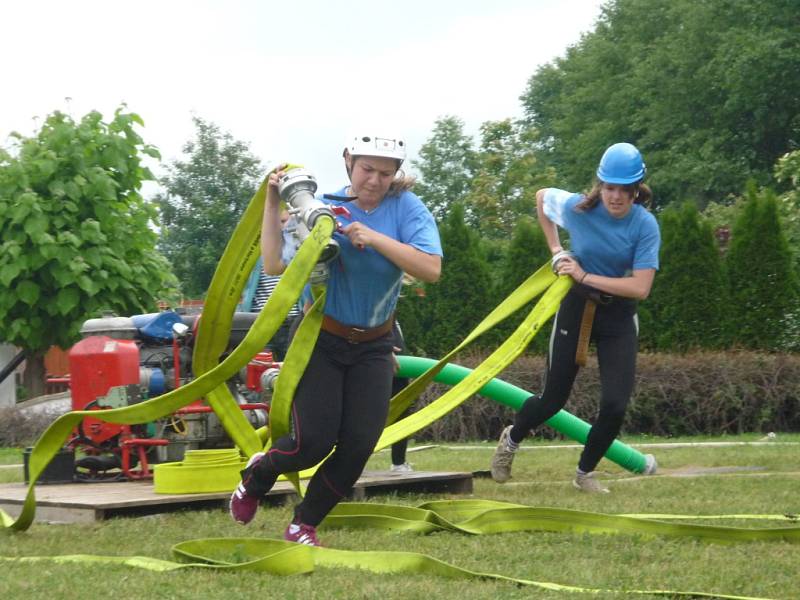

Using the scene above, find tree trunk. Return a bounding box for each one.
[22,352,46,399]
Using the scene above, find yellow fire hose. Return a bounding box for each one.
[2,170,797,600]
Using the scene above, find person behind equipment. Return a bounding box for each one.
[490,142,660,493]
[389,318,413,473]
[239,208,300,361]
[230,132,442,544]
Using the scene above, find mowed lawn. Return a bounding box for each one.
[1,434,799,600]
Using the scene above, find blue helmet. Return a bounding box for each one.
[596,143,646,184]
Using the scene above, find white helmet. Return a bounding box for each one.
[345,133,406,164]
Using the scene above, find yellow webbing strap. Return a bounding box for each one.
[153,269,571,494]
[192,165,307,457]
[325,499,800,543]
[0,171,334,530]
[0,541,765,599]
[152,259,571,494]
[266,287,328,495]
[2,497,793,599]
[385,263,560,425]
[374,274,572,450]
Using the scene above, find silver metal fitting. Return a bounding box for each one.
[260,367,281,392]
[551,250,578,274]
[277,168,339,264]
[309,263,330,285]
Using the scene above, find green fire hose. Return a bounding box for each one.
[395,355,648,473]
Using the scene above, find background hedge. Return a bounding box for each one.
[406,350,800,442]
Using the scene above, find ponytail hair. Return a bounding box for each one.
[388,169,416,196]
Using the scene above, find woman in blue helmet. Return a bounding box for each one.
[491,142,660,493]
[230,133,442,544]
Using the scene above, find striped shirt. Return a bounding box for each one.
[252,272,302,317]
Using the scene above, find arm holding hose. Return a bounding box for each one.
[536,187,655,300]
[536,188,563,255]
[262,167,288,275]
[341,222,441,283]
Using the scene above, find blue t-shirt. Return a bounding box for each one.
[294,187,442,328]
[543,188,660,277]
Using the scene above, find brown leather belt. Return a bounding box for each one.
[575,299,596,367]
[321,314,394,344]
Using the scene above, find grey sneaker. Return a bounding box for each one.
[573,471,610,493]
[642,453,658,475]
[390,462,413,474]
[490,425,517,483]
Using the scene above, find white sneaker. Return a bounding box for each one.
[573,471,610,493]
[490,425,516,483]
[643,453,658,475]
[390,462,413,473]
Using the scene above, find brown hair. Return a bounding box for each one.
[346,153,416,196]
[387,169,416,196]
[575,181,653,211]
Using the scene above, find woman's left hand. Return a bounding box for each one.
[341,222,374,250]
[391,346,401,374]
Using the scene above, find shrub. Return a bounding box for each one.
[0,407,55,447]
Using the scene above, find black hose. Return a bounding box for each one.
[0,349,26,386]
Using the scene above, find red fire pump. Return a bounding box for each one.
[63,311,279,482]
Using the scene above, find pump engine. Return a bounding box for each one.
[64,310,276,481]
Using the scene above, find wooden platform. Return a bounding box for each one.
[0,470,472,524]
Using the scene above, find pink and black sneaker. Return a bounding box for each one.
[229,452,266,525]
[283,521,321,546]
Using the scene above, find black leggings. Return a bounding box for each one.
[390,376,412,465]
[510,288,638,473]
[251,329,394,526]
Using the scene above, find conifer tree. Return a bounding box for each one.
[726,185,799,349]
[423,203,493,356]
[645,202,728,350]
[395,282,431,356]
[491,217,552,352]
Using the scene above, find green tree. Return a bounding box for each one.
[395,282,431,356]
[412,116,479,222]
[521,0,800,207]
[155,117,264,297]
[774,149,800,275]
[464,120,557,239]
[484,217,552,353]
[725,184,799,350]
[645,203,729,351]
[0,108,177,396]
[423,204,493,356]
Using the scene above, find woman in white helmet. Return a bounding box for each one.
[230,133,442,545]
[491,142,660,493]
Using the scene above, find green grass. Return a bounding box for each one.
[0,447,23,465]
[2,434,799,599]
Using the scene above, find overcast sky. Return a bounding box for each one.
[0,0,604,194]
